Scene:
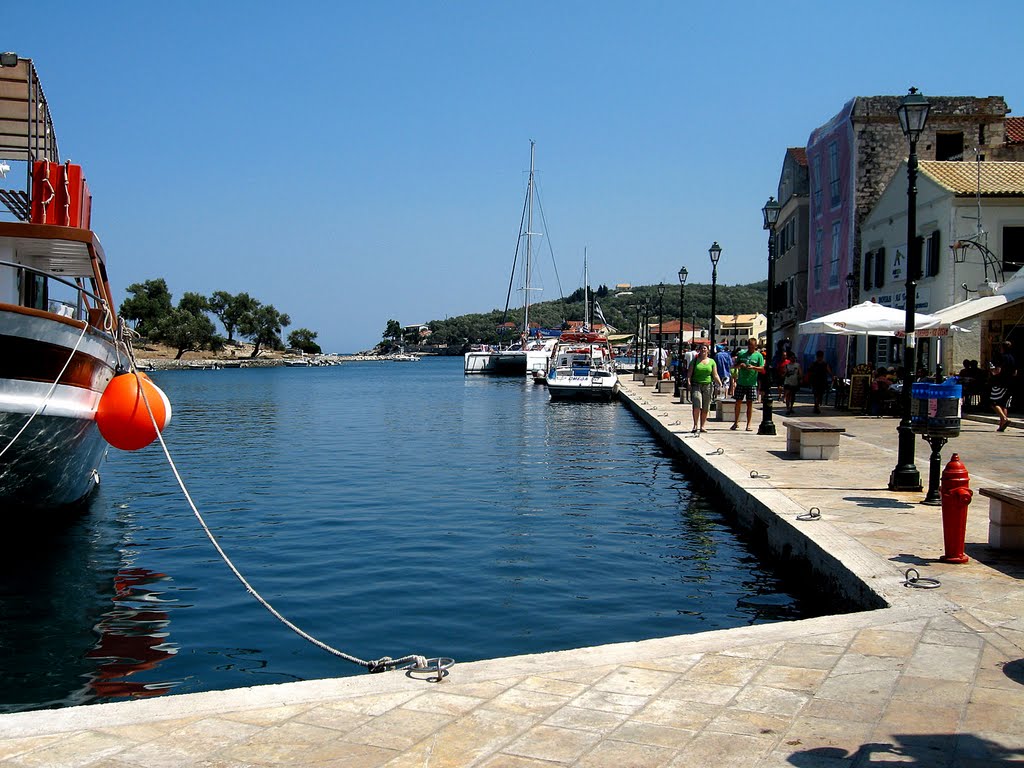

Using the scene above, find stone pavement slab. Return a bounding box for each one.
[1,378,1022,767]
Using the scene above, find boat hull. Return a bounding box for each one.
[1,306,118,510]
[546,375,619,401]
[464,350,527,375]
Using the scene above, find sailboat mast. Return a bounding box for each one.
[524,140,535,343]
[584,248,589,329]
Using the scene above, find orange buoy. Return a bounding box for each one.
[95,373,173,450]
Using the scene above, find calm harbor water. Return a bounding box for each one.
[0,357,819,713]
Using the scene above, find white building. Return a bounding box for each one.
[714,313,767,350]
[859,160,1024,371]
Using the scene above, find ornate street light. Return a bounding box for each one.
[708,242,722,350]
[675,266,688,399]
[633,303,642,373]
[758,198,781,436]
[656,282,666,381]
[889,87,930,493]
[642,301,651,374]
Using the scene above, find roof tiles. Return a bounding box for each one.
[918,160,1024,196]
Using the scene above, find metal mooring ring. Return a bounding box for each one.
[796,507,821,521]
[406,657,455,683]
[706,448,724,456]
[750,470,771,479]
[903,568,941,589]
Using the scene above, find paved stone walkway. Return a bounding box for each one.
[1,379,1022,767]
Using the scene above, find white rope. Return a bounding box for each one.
[133,372,428,673]
[0,320,90,460]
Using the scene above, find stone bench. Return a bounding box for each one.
[980,486,1024,550]
[654,379,676,394]
[715,399,739,422]
[785,421,846,460]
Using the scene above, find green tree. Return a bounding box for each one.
[119,279,173,337]
[208,290,258,343]
[383,319,402,343]
[154,295,219,359]
[240,303,291,358]
[287,328,321,354]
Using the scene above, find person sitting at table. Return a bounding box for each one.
[870,367,893,416]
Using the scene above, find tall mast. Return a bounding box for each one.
[524,140,535,342]
[584,247,589,329]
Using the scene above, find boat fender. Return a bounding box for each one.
[96,373,173,450]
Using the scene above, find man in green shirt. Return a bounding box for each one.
[731,337,765,431]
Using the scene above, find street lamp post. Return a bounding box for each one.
[633,303,642,373]
[758,197,781,436]
[675,266,688,398]
[845,271,856,376]
[642,301,651,375]
[708,242,722,350]
[656,283,666,381]
[889,87,930,493]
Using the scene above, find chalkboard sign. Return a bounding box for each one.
[849,374,871,410]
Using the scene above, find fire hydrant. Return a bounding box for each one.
[940,453,972,564]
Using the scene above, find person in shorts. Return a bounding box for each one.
[732,337,765,431]
[688,343,724,433]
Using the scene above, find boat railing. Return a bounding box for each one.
[0,257,112,329]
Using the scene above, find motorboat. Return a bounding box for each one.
[0,53,127,510]
[546,332,619,401]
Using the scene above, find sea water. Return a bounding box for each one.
[0,357,814,712]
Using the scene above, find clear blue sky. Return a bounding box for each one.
[8,1,1024,352]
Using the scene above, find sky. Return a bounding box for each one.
[6,1,1024,352]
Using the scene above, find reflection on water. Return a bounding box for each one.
[0,358,816,713]
[85,567,178,699]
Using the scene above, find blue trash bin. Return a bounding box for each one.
[911,382,962,436]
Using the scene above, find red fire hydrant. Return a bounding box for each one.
[940,453,972,564]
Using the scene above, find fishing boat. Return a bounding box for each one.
[465,141,544,376]
[0,53,129,510]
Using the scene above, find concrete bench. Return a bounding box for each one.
[715,399,739,422]
[785,421,846,460]
[980,486,1024,550]
[631,372,646,382]
[654,379,676,394]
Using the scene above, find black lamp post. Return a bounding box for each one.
[656,282,666,381]
[675,266,688,398]
[642,301,651,374]
[708,242,722,349]
[758,197,781,436]
[889,87,930,493]
[633,303,642,373]
[845,271,856,378]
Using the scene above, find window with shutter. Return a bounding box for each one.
[864,250,874,290]
[926,230,940,277]
[874,247,886,287]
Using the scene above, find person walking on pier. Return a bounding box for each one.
[991,340,1017,432]
[714,344,733,398]
[731,337,765,431]
[688,344,723,434]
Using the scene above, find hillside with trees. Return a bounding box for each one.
[416,280,768,349]
[120,280,318,358]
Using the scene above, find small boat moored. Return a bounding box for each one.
[545,332,619,401]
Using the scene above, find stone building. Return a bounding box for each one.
[860,160,1024,372]
[772,147,810,358]
[795,95,1023,374]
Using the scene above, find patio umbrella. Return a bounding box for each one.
[799,301,951,336]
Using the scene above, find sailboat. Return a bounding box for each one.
[546,253,618,401]
[464,141,543,376]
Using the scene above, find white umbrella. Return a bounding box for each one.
[799,301,950,336]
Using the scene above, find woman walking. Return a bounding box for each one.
[782,351,802,415]
[688,343,723,434]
